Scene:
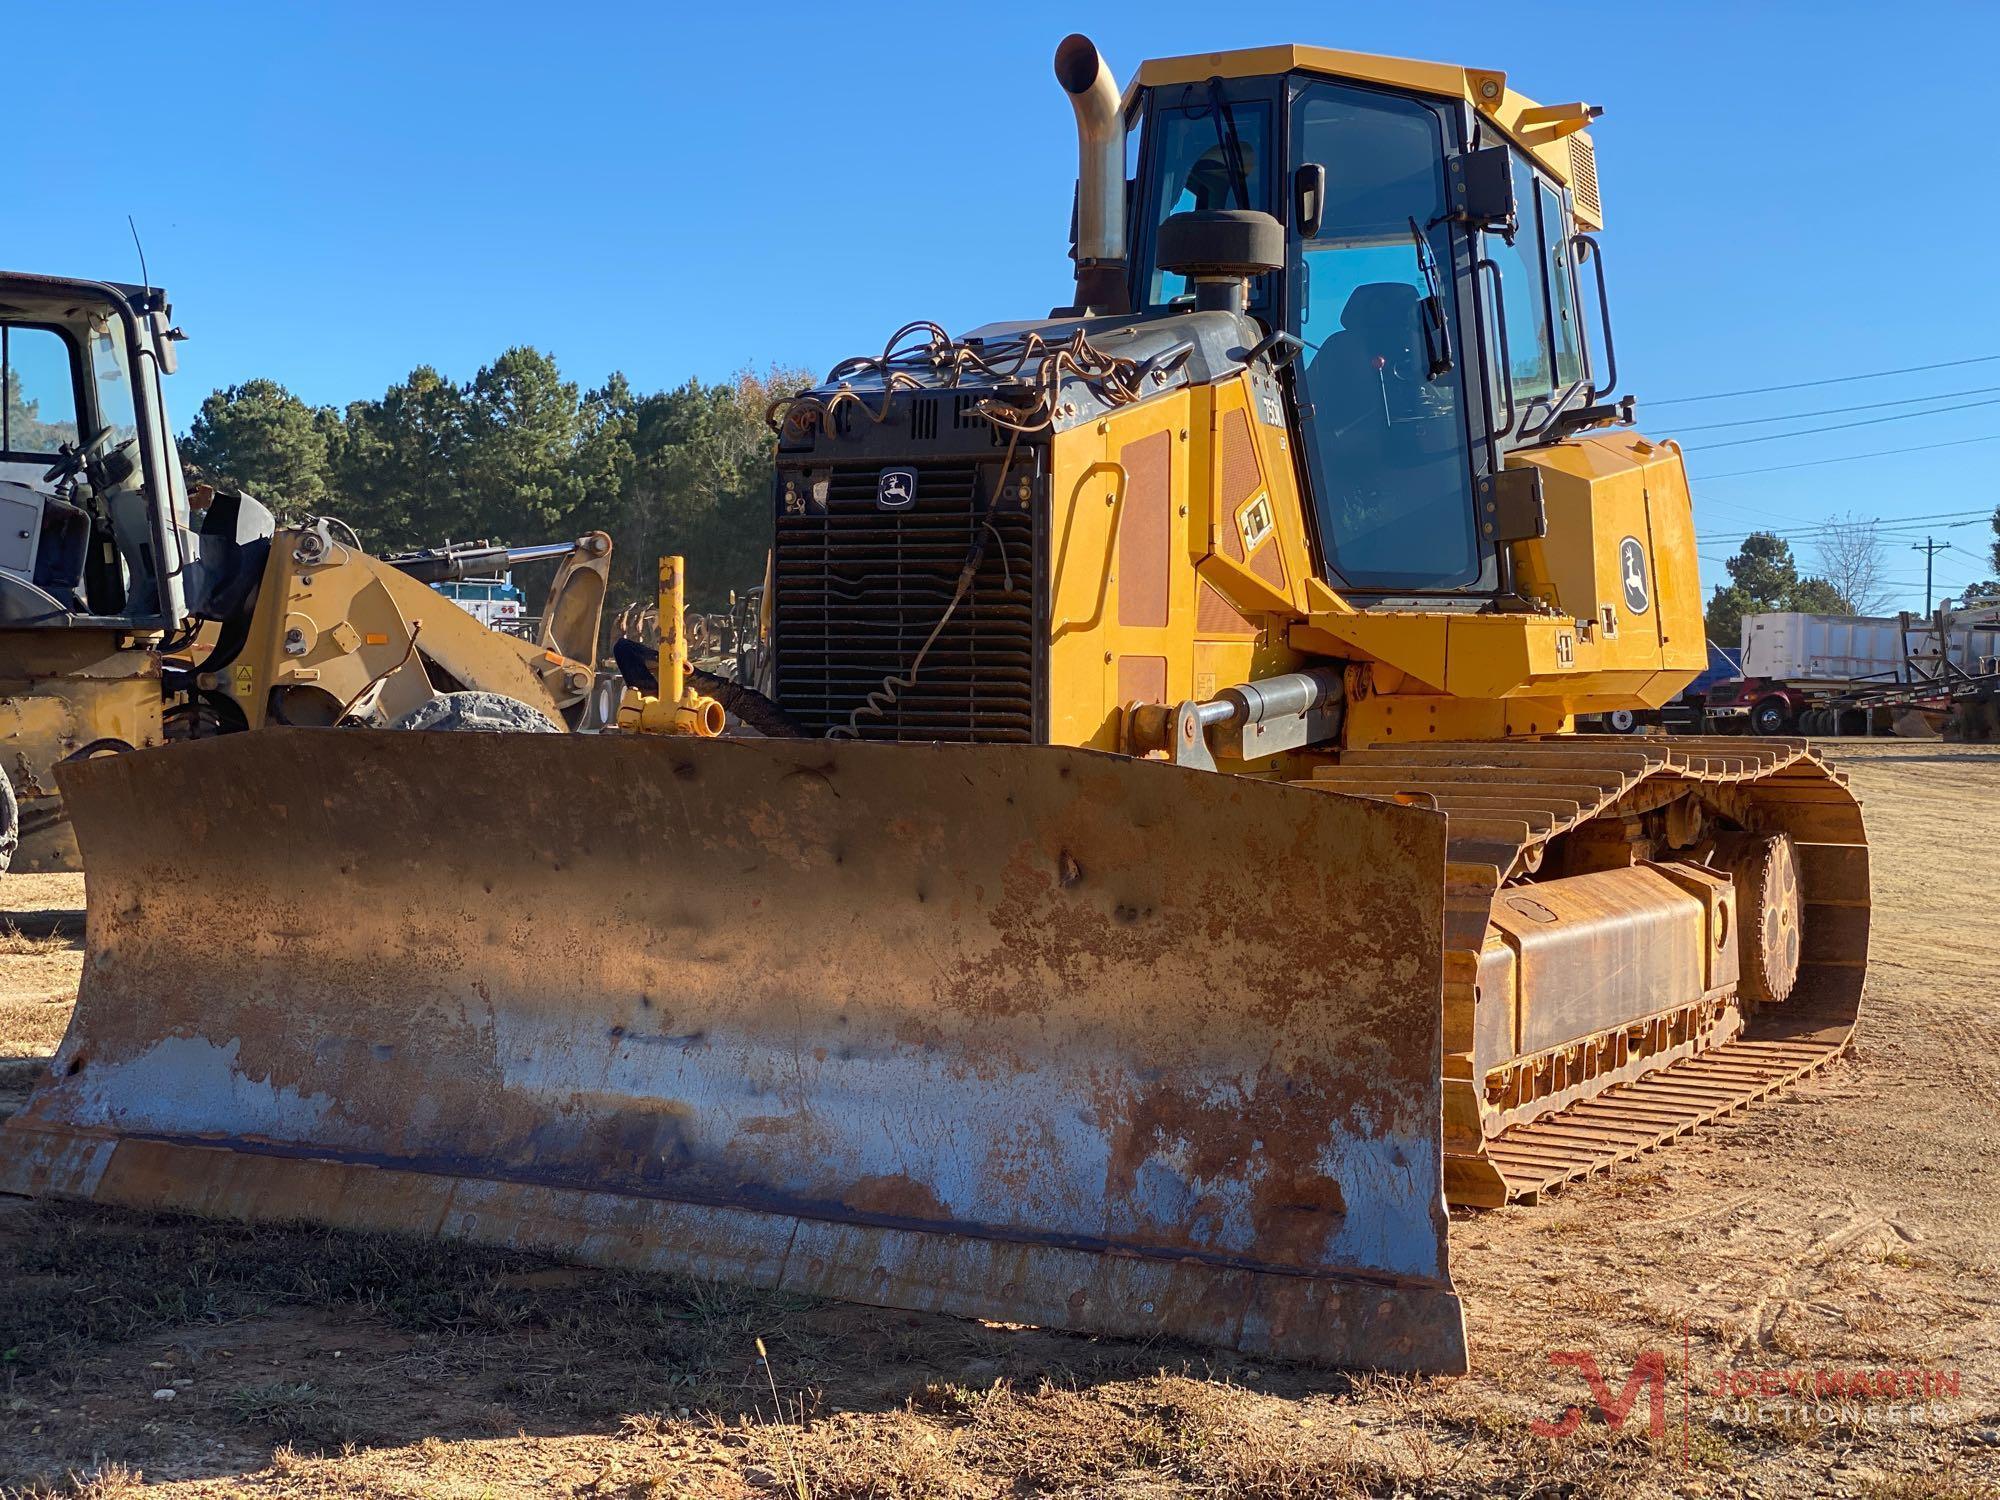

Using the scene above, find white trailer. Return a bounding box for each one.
[1724,610,2000,737]
[1740,611,2000,686]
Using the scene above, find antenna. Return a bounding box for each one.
[127,215,150,294]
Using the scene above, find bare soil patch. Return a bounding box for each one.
[2,747,1995,1497]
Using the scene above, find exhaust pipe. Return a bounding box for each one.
[1054,33,1130,315]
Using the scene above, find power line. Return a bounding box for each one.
[1684,396,2000,452]
[1650,353,2000,407]
[1693,492,1863,527]
[1690,432,2000,481]
[1697,522,1991,549]
[1695,508,1991,543]
[1671,384,2000,435]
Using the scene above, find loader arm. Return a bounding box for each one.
[228,527,609,729]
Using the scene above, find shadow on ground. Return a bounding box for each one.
[0,1197,1393,1495]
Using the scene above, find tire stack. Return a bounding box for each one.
[1798,706,1867,737]
[1946,692,2000,742]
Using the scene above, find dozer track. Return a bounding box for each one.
[1300,735,1868,1208]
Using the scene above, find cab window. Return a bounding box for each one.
[1289,80,1480,591]
[1485,153,1554,406]
[89,325,140,447]
[1140,94,1272,307]
[1541,182,1584,387]
[1,326,80,458]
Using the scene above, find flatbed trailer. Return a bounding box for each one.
[1713,607,2000,738]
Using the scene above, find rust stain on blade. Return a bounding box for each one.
[5,729,1466,1372]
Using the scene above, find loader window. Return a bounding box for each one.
[1290,82,1479,590]
[88,325,140,448]
[1,325,80,459]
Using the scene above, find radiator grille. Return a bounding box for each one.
[773,460,1039,742]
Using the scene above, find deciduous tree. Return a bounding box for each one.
[1812,513,1892,616]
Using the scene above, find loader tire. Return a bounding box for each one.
[1714,831,1802,1007]
[0,763,16,875]
[388,691,562,734]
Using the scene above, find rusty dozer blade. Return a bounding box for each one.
[1,730,1467,1373]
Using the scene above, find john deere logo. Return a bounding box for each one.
[877,468,917,510]
[1620,536,1649,614]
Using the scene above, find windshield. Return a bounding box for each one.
[1289,81,1481,591]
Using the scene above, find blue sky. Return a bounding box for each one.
[14,1,1998,610]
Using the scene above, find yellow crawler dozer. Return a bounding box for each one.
[1,38,1867,1375]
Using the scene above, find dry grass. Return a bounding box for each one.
[1,1201,821,1429]
[1855,1465,2000,1500]
[0,926,70,958]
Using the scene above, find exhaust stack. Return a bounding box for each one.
[1054,33,1130,314]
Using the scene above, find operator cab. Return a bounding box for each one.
[0,272,271,631]
[1118,47,1618,601]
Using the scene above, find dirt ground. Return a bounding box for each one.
[2,741,1996,1498]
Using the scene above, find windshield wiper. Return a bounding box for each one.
[1204,76,1251,210]
[1408,216,1454,379]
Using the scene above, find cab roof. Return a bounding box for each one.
[1131,44,1603,228]
[0,271,168,319]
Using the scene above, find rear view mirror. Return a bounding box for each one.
[1451,145,1515,230]
[147,311,179,375]
[1293,162,1327,239]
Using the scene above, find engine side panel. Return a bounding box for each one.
[1046,372,1313,752]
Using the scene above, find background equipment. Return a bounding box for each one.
[0,270,610,870]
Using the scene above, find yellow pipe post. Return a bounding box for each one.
[619,554,725,737]
[659,555,687,706]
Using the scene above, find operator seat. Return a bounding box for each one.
[31,495,90,611]
[1307,282,1425,464]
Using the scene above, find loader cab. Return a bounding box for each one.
[0,273,265,633]
[1125,52,1610,601]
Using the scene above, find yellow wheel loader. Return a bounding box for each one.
[0,270,612,872]
[1,42,1867,1375]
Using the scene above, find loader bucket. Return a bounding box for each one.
[1,730,1466,1373]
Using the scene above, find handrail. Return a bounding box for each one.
[1573,232,1618,402]
[1474,256,1517,439]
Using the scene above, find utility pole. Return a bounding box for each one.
[1912,535,1946,613]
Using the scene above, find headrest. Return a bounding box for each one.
[1340,282,1422,335]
